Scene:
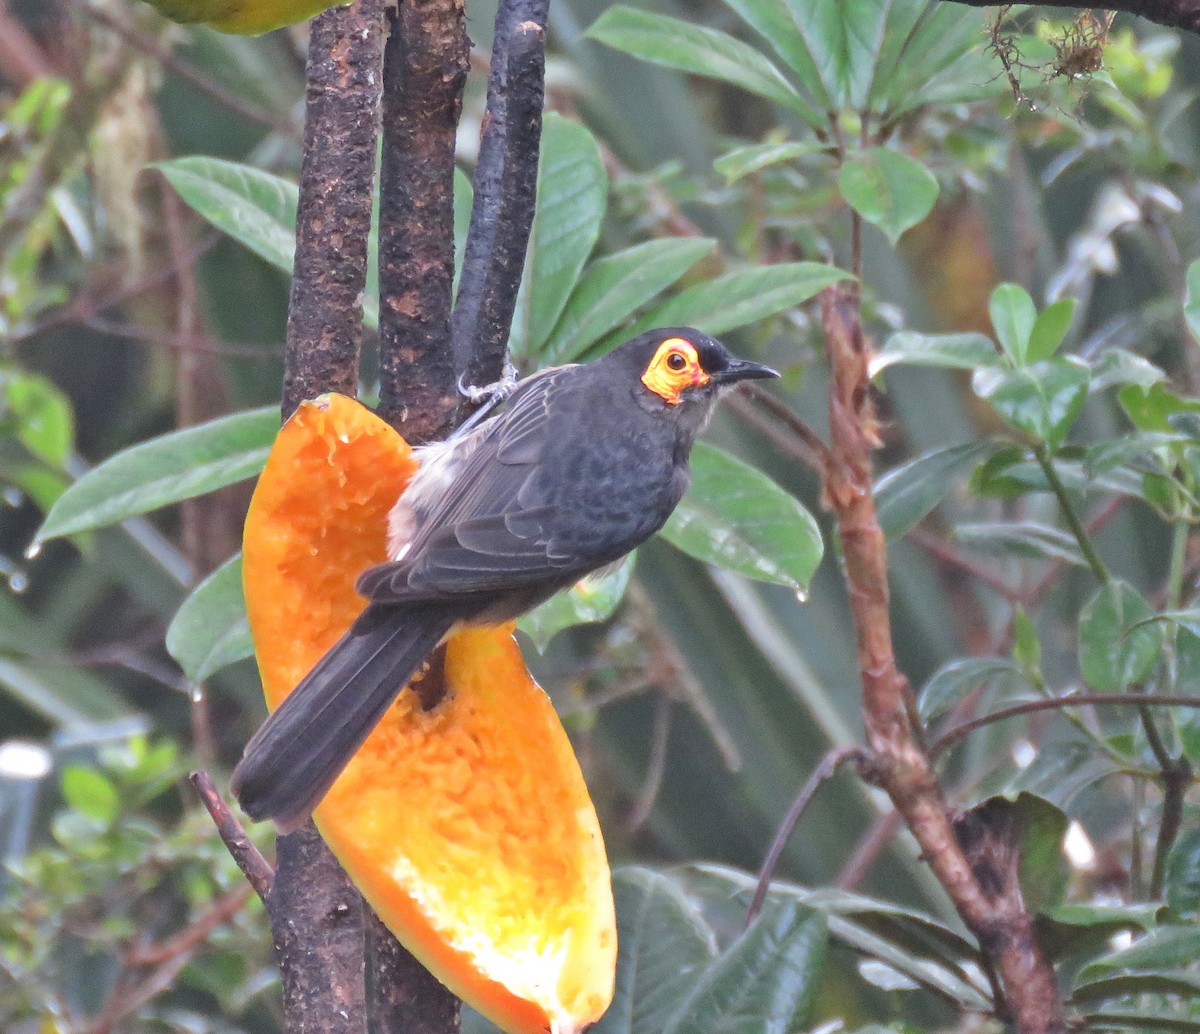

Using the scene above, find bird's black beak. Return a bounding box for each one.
[711,357,779,386]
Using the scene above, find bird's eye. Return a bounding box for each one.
[666,351,687,372]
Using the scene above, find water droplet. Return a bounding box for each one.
[794,587,809,604]
[191,685,205,704]
[0,555,28,593]
[24,541,42,561]
[2,486,22,507]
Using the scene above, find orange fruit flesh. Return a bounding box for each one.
[241,394,616,1034]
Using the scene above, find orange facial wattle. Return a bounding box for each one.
[639,337,709,405]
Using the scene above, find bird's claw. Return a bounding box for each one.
[458,359,519,404]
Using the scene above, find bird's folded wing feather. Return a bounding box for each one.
[358,366,582,602]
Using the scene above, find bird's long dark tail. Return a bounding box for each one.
[230,605,455,833]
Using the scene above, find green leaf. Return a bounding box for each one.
[542,238,715,366]
[988,283,1037,365]
[1081,925,1200,979]
[2,370,74,468]
[1164,828,1200,917]
[621,262,850,343]
[1185,258,1200,344]
[60,765,120,824]
[953,520,1087,567]
[663,900,825,1034]
[918,657,1026,722]
[874,440,997,541]
[797,0,889,108]
[1078,581,1163,692]
[1027,298,1077,362]
[1073,971,1200,1007]
[518,555,634,653]
[156,156,297,277]
[1010,792,1070,913]
[870,332,1000,377]
[714,141,821,185]
[35,407,278,544]
[592,867,717,1034]
[836,148,938,246]
[720,0,830,113]
[1119,381,1200,433]
[586,8,817,122]
[166,555,253,683]
[661,443,823,593]
[972,356,1091,452]
[1012,606,1042,676]
[525,115,606,353]
[1081,1008,1200,1032]
[1088,348,1166,393]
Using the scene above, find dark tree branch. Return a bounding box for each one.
[366,911,462,1034]
[451,0,549,387]
[282,0,388,420]
[375,0,470,441]
[941,0,1200,35]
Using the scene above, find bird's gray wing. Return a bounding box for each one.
[357,365,583,602]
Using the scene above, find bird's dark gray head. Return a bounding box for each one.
[607,327,778,414]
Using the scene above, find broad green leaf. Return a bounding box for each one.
[1011,792,1070,913]
[953,520,1087,567]
[518,555,634,653]
[664,900,825,1034]
[526,115,606,353]
[713,140,821,184]
[988,283,1037,365]
[542,238,715,366]
[0,653,137,727]
[1185,259,1200,343]
[156,156,297,276]
[620,262,850,344]
[35,407,278,544]
[1084,433,1183,478]
[720,0,830,115]
[1073,971,1200,1007]
[918,657,1026,722]
[1088,348,1165,393]
[662,443,823,593]
[883,8,998,116]
[60,765,120,824]
[1027,298,1077,362]
[2,370,74,468]
[1081,925,1200,979]
[874,440,997,541]
[1042,902,1159,936]
[973,357,1091,452]
[676,865,988,1007]
[592,867,717,1034]
[587,8,816,122]
[796,0,889,108]
[166,555,253,683]
[1009,741,1123,809]
[1078,580,1163,692]
[1119,381,1200,433]
[1012,606,1042,676]
[837,148,938,245]
[1164,828,1200,917]
[870,332,1000,377]
[1080,1009,1200,1032]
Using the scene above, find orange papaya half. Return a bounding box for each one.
[241,394,616,1034]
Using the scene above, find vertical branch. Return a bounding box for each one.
[451,0,549,386]
[282,0,388,419]
[819,285,1066,1034]
[375,0,470,442]
[271,5,388,1034]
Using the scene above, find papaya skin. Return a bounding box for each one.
[241,394,616,1034]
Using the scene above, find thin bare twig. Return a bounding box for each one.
[126,886,252,966]
[748,746,865,924]
[189,770,274,900]
[625,692,673,831]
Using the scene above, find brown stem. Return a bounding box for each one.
[451,0,548,386]
[125,886,251,966]
[189,771,274,900]
[282,0,388,420]
[931,692,1200,759]
[942,0,1200,35]
[819,285,1066,1034]
[375,0,469,440]
[748,746,864,923]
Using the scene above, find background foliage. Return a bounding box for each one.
[3,0,1200,1030]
